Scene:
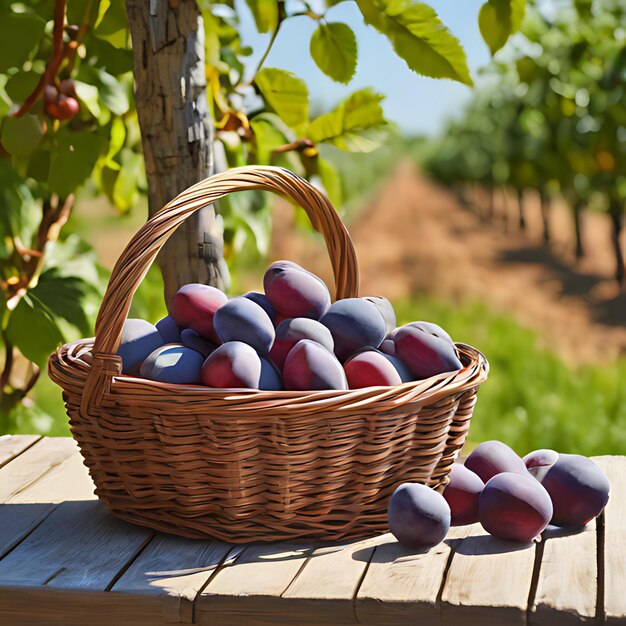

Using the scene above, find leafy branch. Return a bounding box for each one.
[12,0,67,118]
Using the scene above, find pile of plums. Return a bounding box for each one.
[116,260,463,390]
[388,440,610,549]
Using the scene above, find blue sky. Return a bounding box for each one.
[236,0,491,136]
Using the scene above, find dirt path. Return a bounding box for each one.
[269,161,626,364]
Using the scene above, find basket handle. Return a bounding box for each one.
[82,166,359,412]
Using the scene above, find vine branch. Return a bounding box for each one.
[12,0,67,118]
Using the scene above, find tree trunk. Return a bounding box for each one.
[125,0,227,302]
[573,198,585,260]
[609,199,624,286]
[517,188,526,231]
[500,187,510,232]
[539,186,550,245]
[487,187,495,222]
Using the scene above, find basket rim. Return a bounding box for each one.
[49,337,488,416]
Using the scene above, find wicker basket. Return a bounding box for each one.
[48,165,489,543]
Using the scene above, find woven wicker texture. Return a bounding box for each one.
[48,165,489,543]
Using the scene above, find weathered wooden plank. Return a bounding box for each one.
[0,443,95,559]
[0,499,151,590]
[280,535,389,625]
[112,534,232,624]
[0,504,53,560]
[0,438,78,504]
[356,526,472,626]
[6,448,95,505]
[0,435,40,469]
[593,455,625,625]
[196,542,314,625]
[529,522,597,625]
[0,587,189,626]
[441,522,536,626]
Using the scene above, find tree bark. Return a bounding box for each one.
[539,186,551,245]
[125,0,227,302]
[487,186,495,222]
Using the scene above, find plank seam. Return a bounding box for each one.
[526,535,546,625]
[595,511,605,624]
[104,534,155,592]
[351,543,377,625]
[279,549,318,599]
[0,436,43,471]
[43,566,66,586]
[190,544,237,624]
[435,539,458,609]
[0,503,58,561]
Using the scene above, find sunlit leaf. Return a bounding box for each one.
[308,89,387,152]
[94,0,129,48]
[310,23,357,84]
[5,293,64,367]
[479,0,525,56]
[31,269,99,336]
[355,0,472,86]
[245,0,278,33]
[74,81,101,118]
[96,69,130,115]
[255,68,309,131]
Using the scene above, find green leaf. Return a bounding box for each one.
[250,115,290,164]
[310,23,357,84]
[574,0,592,19]
[0,75,12,117]
[1,114,45,156]
[94,0,129,49]
[95,69,130,115]
[112,148,142,211]
[74,81,102,118]
[43,234,104,287]
[308,88,387,152]
[0,12,46,72]
[105,117,126,163]
[478,0,525,56]
[355,0,472,86]
[5,293,64,367]
[255,68,309,132]
[48,130,106,197]
[245,0,278,33]
[30,269,96,337]
[5,70,41,104]
[0,160,39,245]
[26,149,51,181]
[318,157,343,207]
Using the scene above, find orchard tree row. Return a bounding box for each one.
[424,1,626,284]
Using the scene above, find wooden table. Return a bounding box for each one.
[0,435,623,626]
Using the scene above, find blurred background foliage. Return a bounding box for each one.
[0,0,625,455]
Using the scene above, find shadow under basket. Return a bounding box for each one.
[48,165,489,543]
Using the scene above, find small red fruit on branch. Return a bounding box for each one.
[43,84,79,121]
[12,0,79,121]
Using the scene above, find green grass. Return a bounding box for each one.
[394,298,626,457]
